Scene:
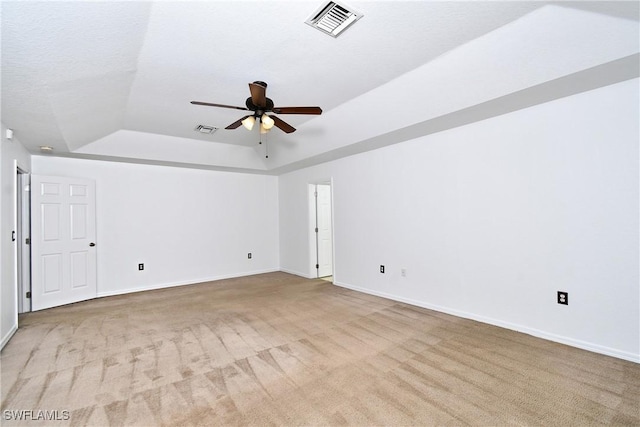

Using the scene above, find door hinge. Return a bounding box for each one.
[315,227,318,233]
[316,264,319,269]
[25,238,30,245]
[314,191,318,197]
[26,291,31,299]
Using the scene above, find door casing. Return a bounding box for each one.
[16,168,31,313]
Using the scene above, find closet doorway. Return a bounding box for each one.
[312,183,333,278]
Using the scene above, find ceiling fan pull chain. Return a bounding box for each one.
[265,134,269,159]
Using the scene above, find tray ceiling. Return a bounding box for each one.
[1,1,638,174]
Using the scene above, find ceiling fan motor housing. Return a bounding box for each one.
[245,97,275,114]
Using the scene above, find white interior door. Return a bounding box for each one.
[31,175,97,310]
[316,184,333,277]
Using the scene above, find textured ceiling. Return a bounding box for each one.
[1,1,638,174]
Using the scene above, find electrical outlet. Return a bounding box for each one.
[401,268,406,277]
[138,263,144,271]
[557,291,568,305]
[380,265,385,274]
[248,253,252,259]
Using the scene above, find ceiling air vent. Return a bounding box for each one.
[305,1,363,38]
[194,125,217,134]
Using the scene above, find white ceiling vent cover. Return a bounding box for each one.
[194,125,217,134]
[306,1,363,38]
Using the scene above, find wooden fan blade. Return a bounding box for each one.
[191,101,249,111]
[226,115,251,130]
[270,115,296,133]
[272,106,322,115]
[249,82,267,108]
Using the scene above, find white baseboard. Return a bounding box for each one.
[333,280,640,364]
[97,268,279,298]
[279,268,315,279]
[1,323,18,351]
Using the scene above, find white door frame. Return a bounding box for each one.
[13,161,30,323]
[16,166,31,313]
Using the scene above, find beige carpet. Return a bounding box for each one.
[1,272,638,426]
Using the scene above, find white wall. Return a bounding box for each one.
[279,79,640,362]
[31,157,279,297]
[1,124,31,349]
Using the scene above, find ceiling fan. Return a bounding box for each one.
[191,81,322,134]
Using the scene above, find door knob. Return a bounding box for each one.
[89,242,96,247]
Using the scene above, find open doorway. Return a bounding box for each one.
[312,183,333,279]
[15,166,31,313]
[16,167,31,313]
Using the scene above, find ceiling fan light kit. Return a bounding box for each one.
[261,114,275,130]
[241,116,255,131]
[240,114,274,134]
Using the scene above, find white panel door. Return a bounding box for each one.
[317,184,333,278]
[31,175,97,310]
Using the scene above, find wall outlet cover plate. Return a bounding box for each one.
[557,291,568,305]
